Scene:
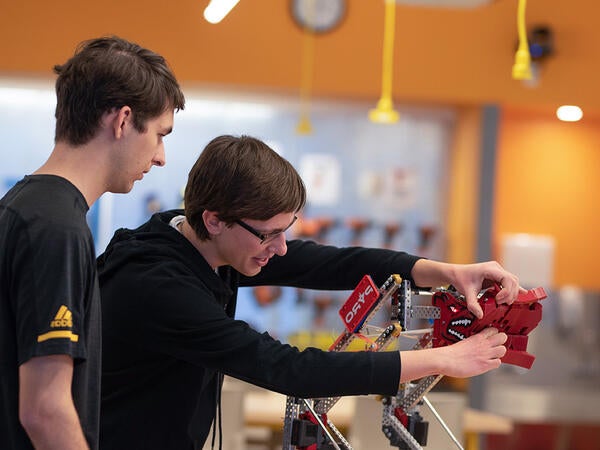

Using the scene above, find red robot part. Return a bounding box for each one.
[338,275,380,333]
[432,285,547,369]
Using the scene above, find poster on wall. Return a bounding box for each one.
[384,166,418,209]
[299,153,341,206]
[357,167,417,210]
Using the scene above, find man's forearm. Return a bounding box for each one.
[19,355,90,450]
[410,259,455,288]
[23,406,89,450]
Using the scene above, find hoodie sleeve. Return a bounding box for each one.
[241,239,423,289]
[101,256,400,398]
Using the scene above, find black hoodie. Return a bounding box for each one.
[97,210,422,450]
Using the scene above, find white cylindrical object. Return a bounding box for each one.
[500,233,555,288]
[203,0,240,24]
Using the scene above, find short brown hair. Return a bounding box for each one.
[54,35,185,146]
[185,135,306,240]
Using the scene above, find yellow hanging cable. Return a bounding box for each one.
[296,16,316,134]
[512,0,532,80]
[369,0,399,124]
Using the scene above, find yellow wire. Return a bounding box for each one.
[369,0,399,123]
[512,0,532,80]
[381,0,396,101]
[296,26,315,134]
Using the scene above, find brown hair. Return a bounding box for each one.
[185,135,306,240]
[54,35,185,146]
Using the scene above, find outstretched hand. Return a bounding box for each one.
[398,327,508,383]
[436,327,508,378]
[449,261,525,319]
[410,259,525,320]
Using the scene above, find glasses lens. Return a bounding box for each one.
[237,216,297,244]
[262,215,297,243]
[261,231,282,244]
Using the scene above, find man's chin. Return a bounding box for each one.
[240,266,262,277]
[108,182,135,194]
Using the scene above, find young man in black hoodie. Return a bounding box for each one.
[98,134,521,450]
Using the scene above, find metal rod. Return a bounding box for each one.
[401,328,433,336]
[414,290,435,296]
[422,395,464,450]
[302,399,342,450]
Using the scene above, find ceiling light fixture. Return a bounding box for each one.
[556,105,583,122]
[203,0,240,24]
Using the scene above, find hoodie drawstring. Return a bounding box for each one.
[210,373,224,450]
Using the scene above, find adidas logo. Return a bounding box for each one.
[50,305,73,328]
[37,305,79,343]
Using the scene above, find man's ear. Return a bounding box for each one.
[105,106,132,139]
[203,210,225,236]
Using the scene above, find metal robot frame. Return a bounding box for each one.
[282,274,547,450]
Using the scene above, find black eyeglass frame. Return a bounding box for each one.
[235,216,298,244]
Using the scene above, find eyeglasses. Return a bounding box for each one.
[235,216,298,244]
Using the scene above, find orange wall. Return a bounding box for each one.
[446,106,482,264]
[494,108,600,289]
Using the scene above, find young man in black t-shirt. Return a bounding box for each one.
[0,36,185,450]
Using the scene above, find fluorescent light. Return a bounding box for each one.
[182,98,275,121]
[556,105,583,122]
[0,87,55,107]
[203,0,240,24]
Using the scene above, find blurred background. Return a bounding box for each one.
[2,0,599,448]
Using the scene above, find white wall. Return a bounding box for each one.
[0,78,454,337]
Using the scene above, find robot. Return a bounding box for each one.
[282,274,547,450]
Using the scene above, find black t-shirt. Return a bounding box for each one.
[98,210,422,450]
[0,175,101,450]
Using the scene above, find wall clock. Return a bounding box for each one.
[290,0,347,34]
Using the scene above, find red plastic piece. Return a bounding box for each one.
[296,411,328,450]
[395,409,409,427]
[338,275,380,333]
[432,285,547,369]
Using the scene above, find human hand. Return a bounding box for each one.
[398,327,508,383]
[449,261,524,319]
[436,327,508,378]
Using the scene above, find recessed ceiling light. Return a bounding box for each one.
[556,105,583,122]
